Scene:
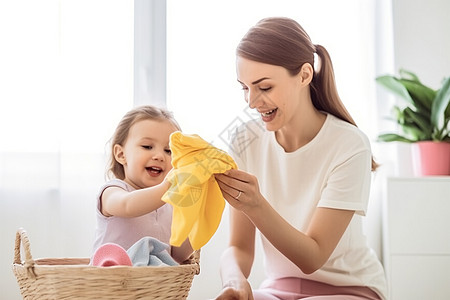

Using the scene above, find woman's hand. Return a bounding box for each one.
[214,170,258,300]
[171,238,193,264]
[214,279,254,300]
[215,169,264,215]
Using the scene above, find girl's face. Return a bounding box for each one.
[116,119,178,189]
[236,56,307,132]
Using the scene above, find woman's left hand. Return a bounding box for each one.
[215,169,264,214]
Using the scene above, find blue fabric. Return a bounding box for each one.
[126,236,178,266]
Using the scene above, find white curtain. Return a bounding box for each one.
[0,1,133,298]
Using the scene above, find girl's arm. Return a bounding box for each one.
[215,169,354,274]
[215,206,256,300]
[101,180,171,218]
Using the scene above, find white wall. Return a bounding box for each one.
[386,0,450,176]
[392,0,450,88]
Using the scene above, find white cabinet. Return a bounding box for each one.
[382,177,450,300]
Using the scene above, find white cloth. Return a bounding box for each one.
[127,237,178,266]
[229,114,387,300]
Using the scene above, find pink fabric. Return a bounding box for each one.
[253,277,381,300]
[91,243,132,267]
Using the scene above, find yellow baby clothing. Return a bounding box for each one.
[162,131,237,250]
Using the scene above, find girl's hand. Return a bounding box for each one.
[214,279,254,300]
[215,169,264,215]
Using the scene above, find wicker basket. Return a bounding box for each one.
[12,228,200,300]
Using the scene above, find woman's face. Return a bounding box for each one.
[236,56,305,132]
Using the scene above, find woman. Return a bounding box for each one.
[214,17,387,300]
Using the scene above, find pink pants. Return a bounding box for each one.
[253,277,381,300]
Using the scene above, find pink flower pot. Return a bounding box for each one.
[411,141,450,176]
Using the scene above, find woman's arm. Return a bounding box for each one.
[215,169,354,274]
[101,180,171,218]
[171,238,194,264]
[249,202,354,274]
[215,205,256,300]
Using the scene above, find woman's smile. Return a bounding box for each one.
[260,108,278,122]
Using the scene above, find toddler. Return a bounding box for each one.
[92,105,193,263]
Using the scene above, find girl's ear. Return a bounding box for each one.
[114,144,126,165]
[299,63,313,85]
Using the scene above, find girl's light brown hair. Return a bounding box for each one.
[237,17,378,171]
[107,105,181,180]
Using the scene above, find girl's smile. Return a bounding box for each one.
[146,165,164,177]
[115,119,178,189]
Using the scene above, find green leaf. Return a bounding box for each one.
[392,106,404,123]
[377,133,415,143]
[400,124,424,140]
[431,77,450,131]
[432,127,448,141]
[445,101,450,119]
[376,75,414,105]
[403,107,432,135]
[399,69,421,82]
[399,79,435,112]
[377,70,450,142]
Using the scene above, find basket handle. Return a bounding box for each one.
[14,228,36,279]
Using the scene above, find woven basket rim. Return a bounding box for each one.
[15,257,199,269]
[13,227,200,269]
[12,228,200,300]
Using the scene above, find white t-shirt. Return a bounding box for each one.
[229,114,387,300]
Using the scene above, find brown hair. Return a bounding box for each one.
[237,17,378,171]
[107,105,181,179]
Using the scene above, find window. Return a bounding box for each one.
[0,0,134,278]
[0,0,134,154]
[0,0,134,195]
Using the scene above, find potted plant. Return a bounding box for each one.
[376,69,450,176]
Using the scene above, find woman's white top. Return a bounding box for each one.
[229,114,387,300]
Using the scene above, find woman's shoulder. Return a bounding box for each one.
[325,114,371,148]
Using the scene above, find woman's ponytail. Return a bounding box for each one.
[311,44,378,171]
[311,44,355,126]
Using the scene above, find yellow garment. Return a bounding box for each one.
[162,131,237,250]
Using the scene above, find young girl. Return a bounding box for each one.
[214,17,387,300]
[92,105,192,263]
